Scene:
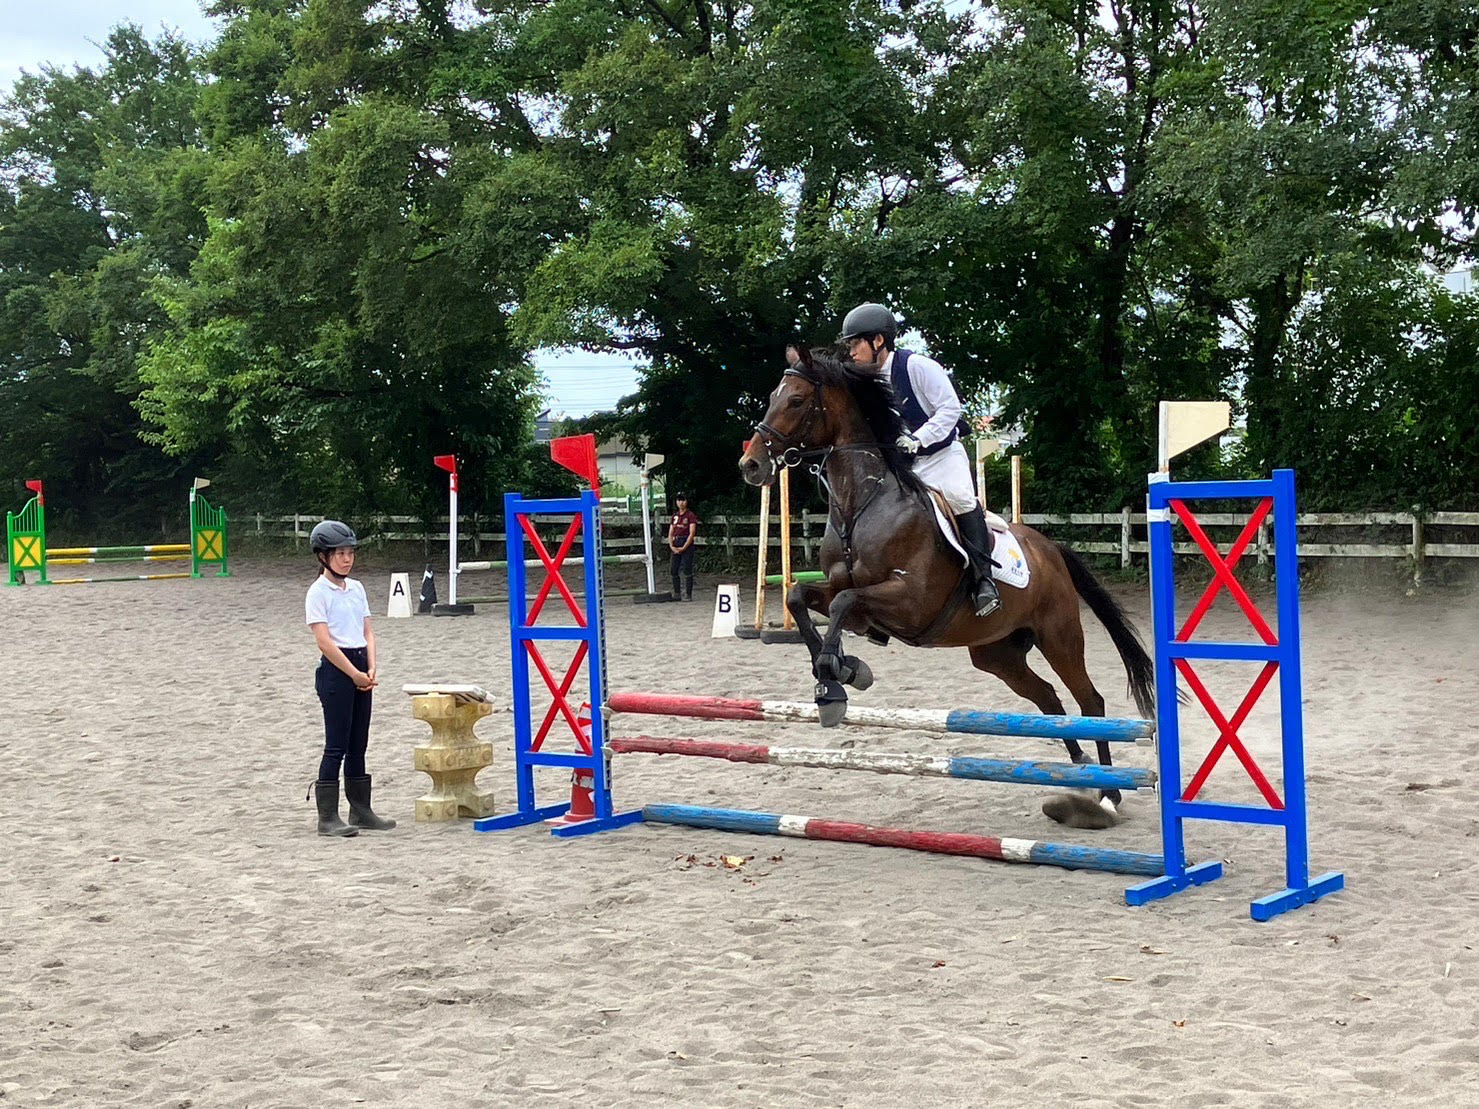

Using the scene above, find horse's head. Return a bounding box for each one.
[739,344,834,486]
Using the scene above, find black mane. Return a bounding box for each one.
[803,348,932,501]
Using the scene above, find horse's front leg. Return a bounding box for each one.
[811,579,909,727]
[791,581,873,692]
[786,581,834,666]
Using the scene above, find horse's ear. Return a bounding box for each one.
[788,342,813,369]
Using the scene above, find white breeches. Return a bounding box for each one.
[911,440,978,515]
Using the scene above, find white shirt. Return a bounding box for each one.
[880,349,963,449]
[305,575,371,648]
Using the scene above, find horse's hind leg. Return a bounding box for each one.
[968,637,1068,717]
[967,638,1120,831]
[1035,619,1126,819]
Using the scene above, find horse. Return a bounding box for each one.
[738,344,1156,829]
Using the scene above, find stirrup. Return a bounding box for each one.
[973,586,1001,618]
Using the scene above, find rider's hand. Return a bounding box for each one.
[895,432,921,456]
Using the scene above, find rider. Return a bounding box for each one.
[840,302,1001,618]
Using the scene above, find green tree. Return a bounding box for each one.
[139,0,551,520]
[0,27,212,533]
[483,0,967,508]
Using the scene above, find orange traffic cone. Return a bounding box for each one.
[548,702,597,826]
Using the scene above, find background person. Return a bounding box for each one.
[667,492,699,601]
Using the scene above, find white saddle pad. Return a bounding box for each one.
[927,501,1031,590]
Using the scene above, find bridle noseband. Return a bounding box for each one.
[753,367,826,469]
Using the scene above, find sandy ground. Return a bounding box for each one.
[2,554,1477,1108]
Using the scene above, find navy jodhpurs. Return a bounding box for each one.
[670,547,695,598]
[317,646,372,781]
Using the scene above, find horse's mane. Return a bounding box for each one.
[803,348,932,503]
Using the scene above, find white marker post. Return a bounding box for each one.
[386,572,412,617]
[711,584,740,637]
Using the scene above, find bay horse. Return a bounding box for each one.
[738,345,1156,829]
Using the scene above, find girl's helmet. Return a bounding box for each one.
[310,520,358,553]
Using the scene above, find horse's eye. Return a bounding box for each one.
[787,394,804,407]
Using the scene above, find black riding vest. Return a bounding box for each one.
[890,349,958,458]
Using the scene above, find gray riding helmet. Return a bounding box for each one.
[310,519,359,553]
[840,302,898,341]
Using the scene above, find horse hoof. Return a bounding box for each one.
[1041,791,1121,830]
[814,680,848,727]
[841,656,873,691]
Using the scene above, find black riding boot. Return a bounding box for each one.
[314,780,358,837]
[954,507,1002,618]
[345,774,397,831]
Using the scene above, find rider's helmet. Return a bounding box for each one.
[840,302,898,343]
[310,519,358,553]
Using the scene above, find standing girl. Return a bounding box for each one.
[667,492,699,601]
[305,520,395,837]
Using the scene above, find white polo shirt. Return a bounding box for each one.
[305,575,371,648]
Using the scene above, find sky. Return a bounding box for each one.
[0,0,644,418]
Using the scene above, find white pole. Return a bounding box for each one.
[1158,401,1172,474]
[1010,455,1022,524]
[974,437,1000,510]
[447,468,459,606]
[639,464,656,595]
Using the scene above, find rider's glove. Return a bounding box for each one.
[895,432,922,456]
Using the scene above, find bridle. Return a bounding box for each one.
[753,367,827,469]
[752,364,893,582]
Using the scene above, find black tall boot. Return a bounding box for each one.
[953,507,1002,618]
[345,774,397,831]
[314,780,358,837]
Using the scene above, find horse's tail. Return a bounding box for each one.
[1057,543,1157,721]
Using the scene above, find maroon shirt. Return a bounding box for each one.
[669,509,699,547]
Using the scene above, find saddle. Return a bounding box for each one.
[864,494,1023,649]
